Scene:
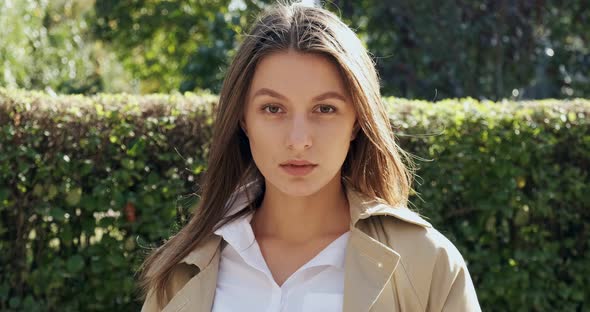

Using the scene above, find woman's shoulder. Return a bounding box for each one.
[364,212,480,310]
[349,186,469,272]
[364,211,481,311]
[368,211,468,268]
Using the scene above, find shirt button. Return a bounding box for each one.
[377,262,383,268]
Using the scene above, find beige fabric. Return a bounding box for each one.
[141,183,481,312]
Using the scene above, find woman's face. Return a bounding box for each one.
[242,50,358,197]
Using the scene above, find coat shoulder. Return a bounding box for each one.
[364,213,467,265]
[364,215,481,311]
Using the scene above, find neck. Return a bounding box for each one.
[251,175,351,243]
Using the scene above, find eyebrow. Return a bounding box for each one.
[251,88,348,102]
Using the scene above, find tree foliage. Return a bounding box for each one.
[327,0,590,100]
[0,0,130,94]
[0,0,588,99]
[92,0,261,93]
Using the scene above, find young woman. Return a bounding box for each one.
[139,2,481,311]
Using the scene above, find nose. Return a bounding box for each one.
[286,114,312,151]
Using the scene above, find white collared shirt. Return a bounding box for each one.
[211,211,350,312]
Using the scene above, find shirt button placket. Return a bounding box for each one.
[268,284,282,312]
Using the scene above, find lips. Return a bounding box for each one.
[280,160,317,176]
[280,159,317,166]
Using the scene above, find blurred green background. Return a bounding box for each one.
[0,0,588,99]
[1,1,589,311]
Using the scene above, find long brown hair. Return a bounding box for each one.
[138,1,415,308]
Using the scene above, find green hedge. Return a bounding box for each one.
[0,88,588,311]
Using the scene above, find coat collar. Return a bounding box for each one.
[344,181,432,228]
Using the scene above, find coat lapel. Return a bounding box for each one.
[342,182,429,311]
[342,227,400,312]
[164,236,222,312]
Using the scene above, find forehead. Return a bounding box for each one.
[248,50,349,100]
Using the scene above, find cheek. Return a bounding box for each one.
[318,121,354,143]
[247,120,277,145]
[316,122,353,158]
[245,120,279,164]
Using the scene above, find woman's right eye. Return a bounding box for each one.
[262,104,283,114]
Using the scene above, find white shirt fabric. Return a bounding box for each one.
[211,211,350,312]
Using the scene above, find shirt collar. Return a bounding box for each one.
[213,212,350,271]
[213,212,255,252]
[300,231,350,270]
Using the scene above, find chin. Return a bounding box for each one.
[272,180,324,197]
[265,171,340,198]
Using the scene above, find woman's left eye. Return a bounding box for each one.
[262,104,283,114]
[316,105,336,114]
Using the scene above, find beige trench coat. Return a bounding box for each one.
[141,183,482,312]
